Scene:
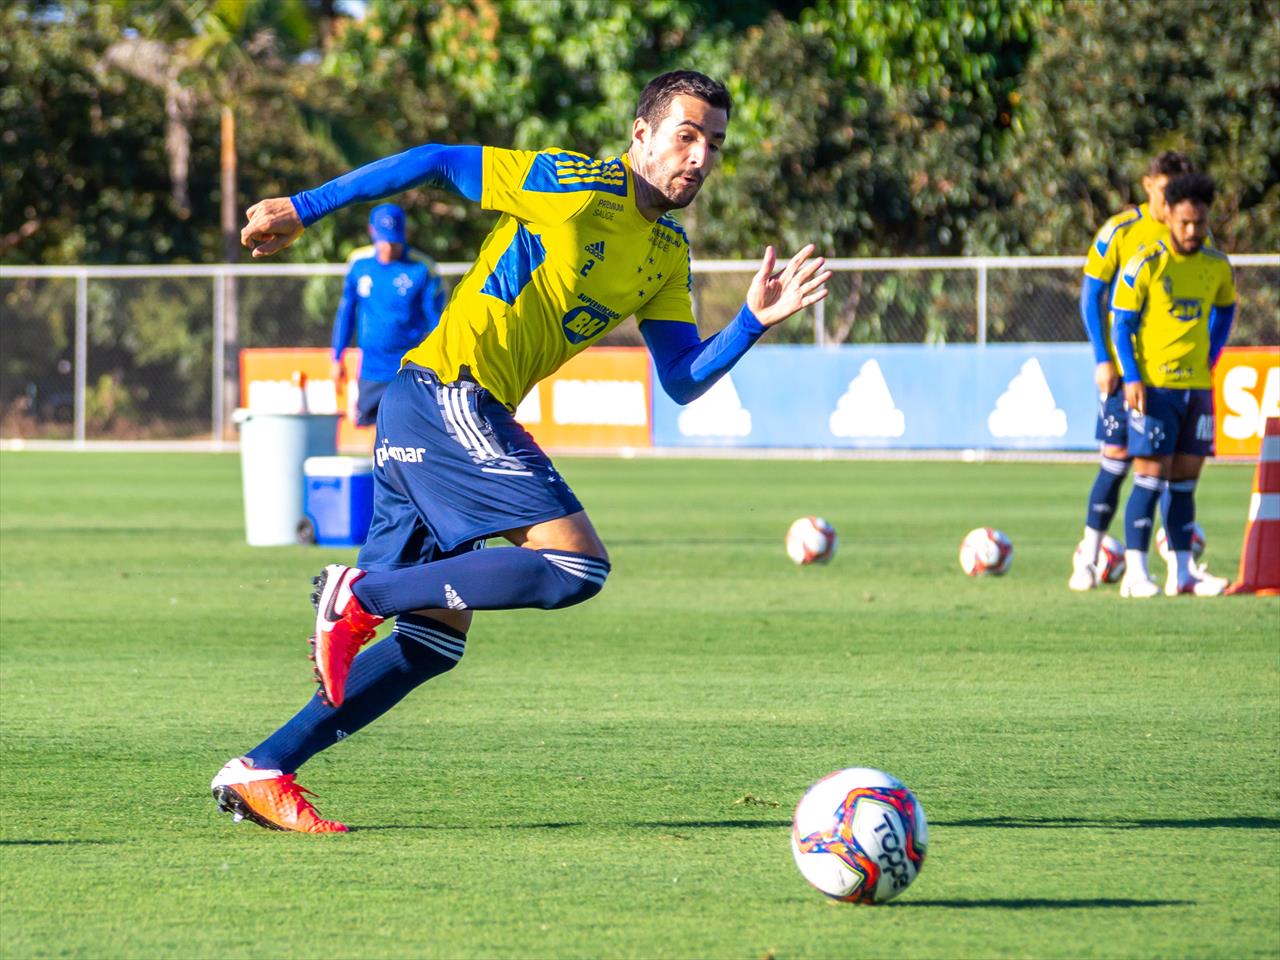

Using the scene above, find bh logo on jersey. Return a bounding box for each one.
[1170,297,1202,323]
[561,304,611,344]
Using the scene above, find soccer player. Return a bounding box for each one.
[1070,151,1197,591]
[332,203,445,426]
[212,71,831,832]
[1111,172,1236,598]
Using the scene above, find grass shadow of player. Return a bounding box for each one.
[0,839,124,846]
[891,897,1194,910]
[630,819,791,830]
[933,816,1280,830]
[349,821,584,832]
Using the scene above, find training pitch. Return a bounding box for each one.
[1,452,1277,959]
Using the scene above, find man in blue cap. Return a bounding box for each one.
[332,203,446,426]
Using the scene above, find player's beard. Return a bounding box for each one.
[638,153,704,211]
[1171,235,1204,255]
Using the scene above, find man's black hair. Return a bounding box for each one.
[636,70,731,125]
[1146,151,1196,178]
[1164,172,1217,209]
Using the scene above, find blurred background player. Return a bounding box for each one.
[1070,151,1197,591]
[213,70,831,832]
[332,203,445,427]
[1111,172,1236,598]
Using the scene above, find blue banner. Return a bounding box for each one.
[651,344,1102,450]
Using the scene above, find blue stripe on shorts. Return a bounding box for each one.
[356,365,583,568]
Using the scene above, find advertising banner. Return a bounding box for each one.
[510,347,652,450]
[239,347,371,453]
[240,346,652,453]
[652,344,1102,450]
[1213,346,1280,460]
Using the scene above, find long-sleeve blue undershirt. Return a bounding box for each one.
[1111,309,1143,384]
[291,144,484,225]
[1080,275,1112,364]
[641,305,767,404]
[1208,303,1236,366]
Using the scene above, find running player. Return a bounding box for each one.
[1070,151,1197,590]
[1111,172,1236,598]
[212,71,832,831]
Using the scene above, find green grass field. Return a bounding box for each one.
[1,451,1277,959]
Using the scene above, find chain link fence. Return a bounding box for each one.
[2,257,1276,442]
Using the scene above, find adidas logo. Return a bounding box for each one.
[584,240,606,260]
[443,583,467,610]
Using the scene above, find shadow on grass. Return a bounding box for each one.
[892,897,1193,909]
[0,839,123,846]
[349,821,583,832]
[934,816,1280,830]
[631,819,790,830]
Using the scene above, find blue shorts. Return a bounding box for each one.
[354,378,390,428]
[1094,386,1128,446]
[1126,387,1215,459]
[356,365,583,570]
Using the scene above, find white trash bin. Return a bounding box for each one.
[234,410,341,546]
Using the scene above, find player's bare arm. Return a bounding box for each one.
[1095,361,1119,395]
[748,244,833,327]
[241,197,305,258]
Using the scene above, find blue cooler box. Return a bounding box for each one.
[303,456,374,547]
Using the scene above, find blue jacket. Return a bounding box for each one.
[332,245,445,382]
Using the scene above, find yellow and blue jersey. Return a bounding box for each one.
[403,148,696,408]
[1111,241,1237,389]
[1082,204,1170,367]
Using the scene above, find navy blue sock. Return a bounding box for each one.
[1159,484,1174,536]
[1085,455,1130,531]
[1165,479,1197,550]
[352,547,610,617]
[247,615,466,773]
[1124,474,1165,552]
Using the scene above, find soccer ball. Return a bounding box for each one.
[1096,534,1127,583]
[1155,523,1206,561]
[958,527,1013,576]
[791,767,928,904]
[786,517,838,565]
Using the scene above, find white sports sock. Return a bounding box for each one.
[1080,527,1104,564]
[1125,549,1151,579]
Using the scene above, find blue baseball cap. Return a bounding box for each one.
[369,203,406,243]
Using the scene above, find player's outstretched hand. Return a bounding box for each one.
[240,198,305,258]
[747,244,832,328]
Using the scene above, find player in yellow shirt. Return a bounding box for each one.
[1070,152,1196,591]
[1110,173,1237,598]
[212,71,832,832]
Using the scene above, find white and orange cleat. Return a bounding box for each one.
[1165,564,1230,597]
[211,758,348,833]
[310,564,384,707]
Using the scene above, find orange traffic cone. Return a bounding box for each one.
[1227,415,1280,596]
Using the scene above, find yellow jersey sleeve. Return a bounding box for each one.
[482,147,623,226]
[1208,250,1238,307]
[638,242,695,326]
[1112,243,1162,314]
[1084,208,1143,282]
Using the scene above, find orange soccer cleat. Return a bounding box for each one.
[309,564,385,707]
[211,758,348,833]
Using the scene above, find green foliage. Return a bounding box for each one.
[979,0,1280,256]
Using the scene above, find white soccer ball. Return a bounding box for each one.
[786,516,838,565]
[1155,523,1206,561]
[791,767,928,904]
[959,527,1013,576]
[1097,534,1127,583]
